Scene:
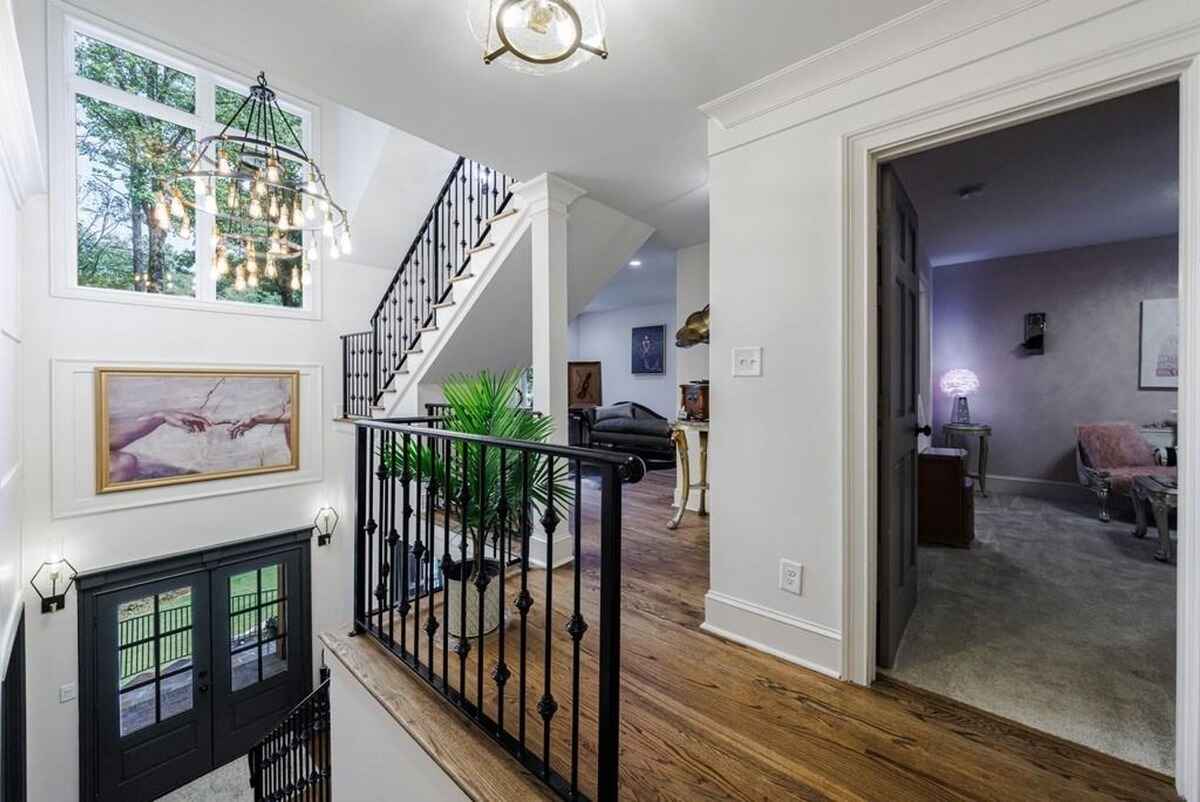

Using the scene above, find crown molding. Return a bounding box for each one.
[0,0,45,207]
[698,0,1159,155]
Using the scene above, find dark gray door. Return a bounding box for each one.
[211,551,308,765]
[97,572,212,802]
[877,164,921,669]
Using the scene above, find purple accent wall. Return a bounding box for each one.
[932,236,1178,485]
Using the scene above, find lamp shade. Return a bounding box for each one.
[940,368,980,396]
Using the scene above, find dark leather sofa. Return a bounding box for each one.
[580,402,674,465]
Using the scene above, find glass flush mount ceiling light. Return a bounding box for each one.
[468,0,608,75]
[159,72,351,291]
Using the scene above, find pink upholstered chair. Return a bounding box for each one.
[1076,422,1176,521]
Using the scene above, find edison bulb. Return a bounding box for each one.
[304,202,315,221]
[301,268,312,286]
[290,268,301,290]
[255,178,267,197]
[329,241,341,260]
[265,257,277,278]
[340,231,353,255]
[249,199,262,219]
[267,161,280,183]
[322,216,334,237]
[218,155,231,175]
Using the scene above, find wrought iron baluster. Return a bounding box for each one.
[568,459,586,797]
[366,429,376,631]
[456,440,471,698]
[475,444,489,717]
[517,450,532,759]
[425,446,439,681]
[494,447,511,735]
[413,431,424,667]
[539,457,560,779]
[387,432,398,648]
[442,436,452,692]
[376,430,390,636]
[398,431,412,655]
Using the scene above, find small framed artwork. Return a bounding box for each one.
[1139,299,1179,389]
[96,368,300,493]
[568,361,603,408]
[631,325,665,375]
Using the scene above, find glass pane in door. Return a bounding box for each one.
[116,586,195,737]
[228,564,288,692]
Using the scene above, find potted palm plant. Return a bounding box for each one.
[379,369,570,639]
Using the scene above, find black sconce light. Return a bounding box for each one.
[314,506,339,547]
[31,554,78,613]
[1023,313,1046,355]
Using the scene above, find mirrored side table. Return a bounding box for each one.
[942,422,992,497]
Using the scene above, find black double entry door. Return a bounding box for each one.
[81,535,311,802]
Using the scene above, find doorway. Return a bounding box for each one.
[78,529,312,802]
[872,83,1182,772]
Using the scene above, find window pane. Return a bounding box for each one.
[119,684,155,737]
[232,647,259,692]
[118,595,155,691]
[215,85,303,148]
[262,637,288,680]
[75,94,196,296]
[159,669,193,721]
[75,32,196,113]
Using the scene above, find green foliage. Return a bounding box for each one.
[74,34,196,296]
[379,370,571,573]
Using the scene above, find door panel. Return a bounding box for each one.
[97,573,212,802]
[211,551,307,764]
[877,164,921,668]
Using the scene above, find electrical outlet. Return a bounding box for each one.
[779,560,803,596]
[59,682,77,703]
[732,346,763,377]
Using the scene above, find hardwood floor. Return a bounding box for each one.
[326,469,1179,801]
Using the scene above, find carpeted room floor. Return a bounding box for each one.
[885,492,1176,775]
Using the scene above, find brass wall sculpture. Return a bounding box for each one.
[675,304,710,348]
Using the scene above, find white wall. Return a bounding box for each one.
[701,0,1200,691]
[12,3,394,799]
[0,0,42,778]
[329,657,466,802]
[569,301,677,417]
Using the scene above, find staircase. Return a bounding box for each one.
[340,157,518,419]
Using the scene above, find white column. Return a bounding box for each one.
[513,174,585,568]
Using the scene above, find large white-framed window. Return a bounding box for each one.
[48,5,323,320]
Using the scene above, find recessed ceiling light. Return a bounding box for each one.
[629,260,642,267]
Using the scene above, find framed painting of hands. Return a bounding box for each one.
[95,368,300,493]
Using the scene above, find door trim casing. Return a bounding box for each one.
[77,527,313,802]
[841,48,1200,800]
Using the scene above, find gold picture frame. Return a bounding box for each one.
[95,368,300,494]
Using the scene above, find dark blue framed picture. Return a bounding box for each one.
[631,325,665,375]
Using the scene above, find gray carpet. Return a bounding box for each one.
[885,492,1176,775]
[156,758,253,802]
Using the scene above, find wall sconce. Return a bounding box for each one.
[31,554,78,613]
[314,506,339,547]
[1023,312,1046,354]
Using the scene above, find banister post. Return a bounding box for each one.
[370,321,379,405]
[596,462,623,802]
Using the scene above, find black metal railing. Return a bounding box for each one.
[352,418,642,801]
[248,679,331,802]
[339,158,517,420]
[342,330,374,418]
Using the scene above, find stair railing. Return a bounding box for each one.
[247,678,331,802]
[345,158,515,418]
[351,418,643,801]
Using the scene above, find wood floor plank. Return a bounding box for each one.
[326,469,1180,802]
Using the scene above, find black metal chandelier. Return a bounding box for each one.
[468,0,608,75]
[155,72,351,292]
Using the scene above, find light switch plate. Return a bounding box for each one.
[60,682,77,703]
[779,560,803,596]
[732,346,763,377]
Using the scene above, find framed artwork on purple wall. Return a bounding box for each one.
[1139,299,1179,389]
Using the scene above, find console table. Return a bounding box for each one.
[668,420,709,530]
[1131,474,1179,563]
[942,422,992,497]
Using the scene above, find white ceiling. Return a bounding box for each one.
[583,237,677,314]
[67,0,930,249]
[889,82,1179,268]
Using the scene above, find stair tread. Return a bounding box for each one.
[432,300,456,309]
[417,325,438,333]
[466,242,495,255]
[448,273,475,283]
[485,207,519,225]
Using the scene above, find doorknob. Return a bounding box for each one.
[915,425,932,437]
[198,683,210,693]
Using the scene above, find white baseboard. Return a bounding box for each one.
[528,524,573,570]
[702,590,841,679]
